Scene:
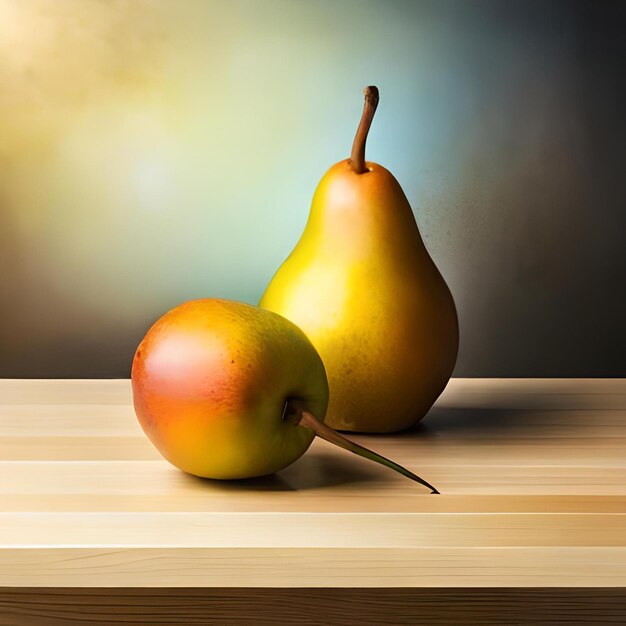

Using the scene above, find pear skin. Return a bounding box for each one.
[132,299,327,479]
[260,87,458,433]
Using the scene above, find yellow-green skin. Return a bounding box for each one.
[260,160,458,433]
[132,299,329,479]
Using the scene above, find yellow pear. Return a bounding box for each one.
[260,86,458,433]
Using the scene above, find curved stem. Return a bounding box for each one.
[350,86,379,174]
[284,401,439,494]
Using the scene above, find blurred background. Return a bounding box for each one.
[1,0,624,378]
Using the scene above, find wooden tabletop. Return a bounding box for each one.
[1,378,625,588]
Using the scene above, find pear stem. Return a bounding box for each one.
[349,86,379,174]
[285,402,439,494]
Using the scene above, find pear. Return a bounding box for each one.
[260,87,458,433]
[132,298,438,491]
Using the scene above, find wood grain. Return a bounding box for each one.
[1,588,625,625]
[1,378,625,588]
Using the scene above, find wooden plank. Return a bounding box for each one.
[0,437,161,461]
[6,436,626,466]
[1,378,624,407]
[1,588,625,626]
[3,459,626,497]
[3,494,626,514]
[3,512,626,548]
[3,406,626,437]
[1,547,626,587]
[0,380,132,405]
[0,404,141,436]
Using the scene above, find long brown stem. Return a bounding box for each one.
[284,401,439,494]
[349,86,379,174]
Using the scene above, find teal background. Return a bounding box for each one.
[1,0,624,377]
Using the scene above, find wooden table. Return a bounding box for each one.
[1,378,625,624]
